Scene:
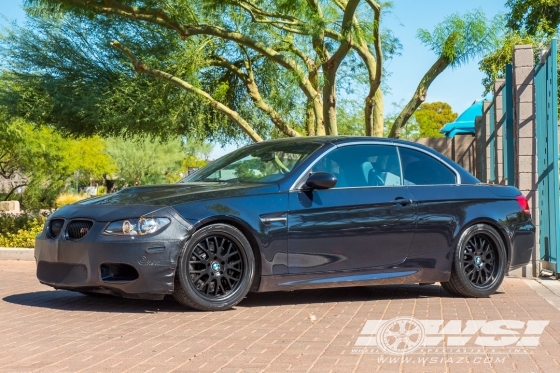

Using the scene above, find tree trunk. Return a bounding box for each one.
[365,95,374,136]
[364,89,383,136]
[322,69,338,136]
[389,56,449,138]
[372,89,384,136]
[313,93,325,136]
[305,101,316,136]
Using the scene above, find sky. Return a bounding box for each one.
[0,0,507,158]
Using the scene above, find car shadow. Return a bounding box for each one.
[2,284,456,313]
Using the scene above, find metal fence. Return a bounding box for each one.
[485,40,559,275]
[535,39,559,273]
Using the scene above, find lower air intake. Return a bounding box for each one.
[37,261,88,284]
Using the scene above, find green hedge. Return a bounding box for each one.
[0,213,47,248]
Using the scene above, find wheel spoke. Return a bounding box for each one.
[196,242,211,259]
[224,242,233,258]
[217,280,226,295]
[214,236,222,255]
[192,272,205,283]
[224,274,234,289]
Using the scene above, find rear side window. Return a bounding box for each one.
[399,147,456,185]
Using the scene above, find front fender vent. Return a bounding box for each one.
[65,220,94,240]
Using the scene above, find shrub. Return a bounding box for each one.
[0,224,43,248]
[56,193,88,208]
[0,212,46,248]
[0,212,46,234]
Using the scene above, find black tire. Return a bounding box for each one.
[173,224,255,311]
[440,224,507,298]
[440,281,460,296]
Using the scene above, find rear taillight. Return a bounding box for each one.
[516,195,530,215]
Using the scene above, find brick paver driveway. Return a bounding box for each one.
[1,260,560,373]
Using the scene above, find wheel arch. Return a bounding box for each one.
[453,218,512,268]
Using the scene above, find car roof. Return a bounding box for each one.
[258,136,393,145]
[258,135,434,148]
[258,136,480,184]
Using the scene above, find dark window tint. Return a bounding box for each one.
[399,147,456,185]
[311,145,401,188]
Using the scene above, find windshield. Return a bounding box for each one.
[182,141,322,184]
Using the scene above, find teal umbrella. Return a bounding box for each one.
[440,100,485,138]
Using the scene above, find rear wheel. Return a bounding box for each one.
[441,224,507,297]
[173,224,255,311]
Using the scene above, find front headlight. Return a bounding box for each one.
[103,217,171,236]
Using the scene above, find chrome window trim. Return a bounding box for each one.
[290,141,386,190]
[289,140,461,191]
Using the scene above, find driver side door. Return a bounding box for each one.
[287,144,417,274]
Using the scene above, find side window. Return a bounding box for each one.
[311,145,401,188]
[399,147,456,185]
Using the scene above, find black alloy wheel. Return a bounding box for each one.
[173,224,255,311]
[188,235,244,298]
[441,224,507,298]
[461,234,499,288]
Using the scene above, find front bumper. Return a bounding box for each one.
[34,206,192,299]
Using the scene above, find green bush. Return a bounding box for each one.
[0,224,43,248]
[0,213,47,248]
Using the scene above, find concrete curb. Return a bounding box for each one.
[523,277,560,311]
[0,248,34,261]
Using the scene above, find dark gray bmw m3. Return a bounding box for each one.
[34,137,535,311]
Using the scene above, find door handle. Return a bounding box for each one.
[391,197,413,206]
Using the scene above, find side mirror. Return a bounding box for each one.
[305,172,337,190]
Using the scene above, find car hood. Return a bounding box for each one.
[78,182,276,206]
[49,183,279,222]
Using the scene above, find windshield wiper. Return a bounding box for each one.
[201,177,240,183]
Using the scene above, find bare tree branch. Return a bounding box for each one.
[388,55,449,138]
[209,56,302,138]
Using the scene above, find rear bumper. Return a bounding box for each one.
[508,220,536,271]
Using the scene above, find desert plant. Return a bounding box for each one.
[55,193,88,208]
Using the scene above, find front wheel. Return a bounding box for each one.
[441,224,507,297]
[173,224,255,311]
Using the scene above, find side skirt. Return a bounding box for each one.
[257,253,452,292]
